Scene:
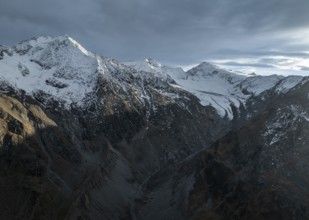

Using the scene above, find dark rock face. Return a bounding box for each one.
[45,79,69,89]
[18,63,30,76]
[0,45,13,59]
[30,59,53,70]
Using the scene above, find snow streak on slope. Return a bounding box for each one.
[239,75,284,95]
[274,75,303,93]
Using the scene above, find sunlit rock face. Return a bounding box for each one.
[0,36,308,220]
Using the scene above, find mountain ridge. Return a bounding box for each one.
[1,35,305,119]
[126,57,304,119]
[0,36,308,220]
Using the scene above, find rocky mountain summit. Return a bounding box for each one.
[0,36,308,219]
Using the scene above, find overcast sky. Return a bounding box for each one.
[1,0,309,75]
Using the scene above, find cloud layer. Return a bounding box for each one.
[1,0,309,74]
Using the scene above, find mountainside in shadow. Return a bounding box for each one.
[136,77,309,220]
[0,36,308,220]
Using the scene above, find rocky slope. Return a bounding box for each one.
[0,36,308,220]
[136,77,309,220]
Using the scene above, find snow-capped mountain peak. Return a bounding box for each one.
[187,61,246,82]
[12,35,91,57]
[189,61,218,72]
[145,58,162,68]
[124,58,181,82]
[0,37,191,110]
[0,36,98,106]
[66,36,91,56]
[124,58,164,73]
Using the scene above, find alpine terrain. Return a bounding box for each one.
[0,36,308,220]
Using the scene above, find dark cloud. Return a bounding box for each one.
[1,0,309,66]
[300,66,309,71]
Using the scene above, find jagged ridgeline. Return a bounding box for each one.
[0,36,308,219]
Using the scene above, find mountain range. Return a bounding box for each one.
[0,36,308,219]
